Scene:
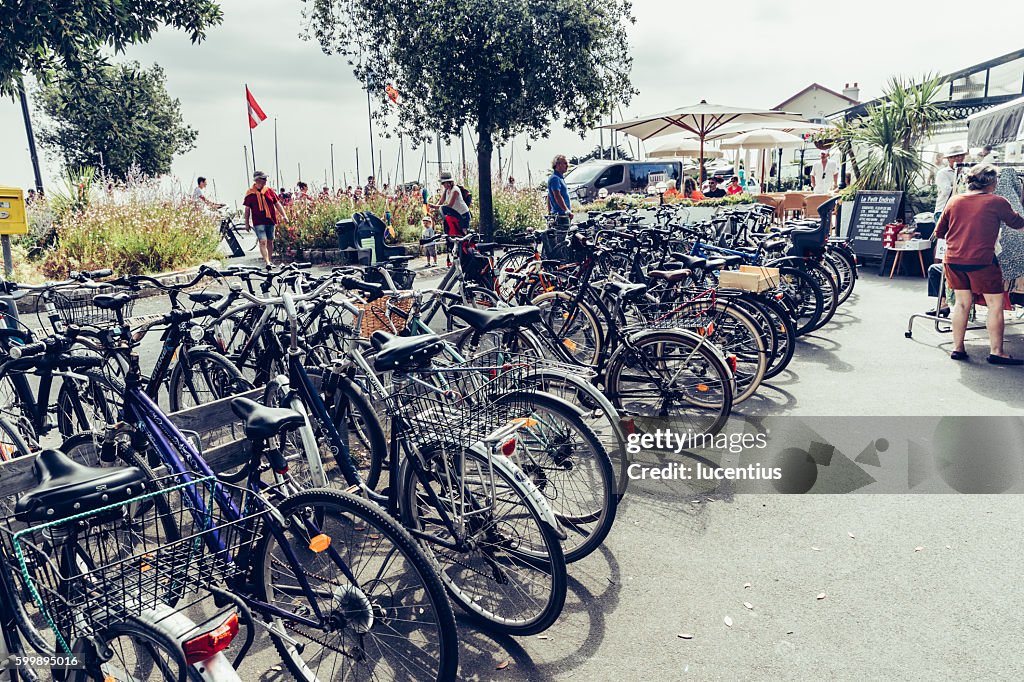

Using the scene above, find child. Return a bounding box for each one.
[421,217,438,266]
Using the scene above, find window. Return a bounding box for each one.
[628,163,679,189]
[596,165,624,188]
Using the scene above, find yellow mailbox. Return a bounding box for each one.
[0,187,28,236]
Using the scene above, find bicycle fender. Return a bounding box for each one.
[763,256,806,268]
[489,450,567,541]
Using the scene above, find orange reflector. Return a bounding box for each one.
[308,534,332,553]
[562,339,578,352]
[512,417,538,428]
[697,383,710,392]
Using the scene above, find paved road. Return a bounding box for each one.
[69,246,1024,679]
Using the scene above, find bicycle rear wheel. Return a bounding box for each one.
[254,488,458,681]
[85,617,190,682]
[605,329,733,436]
[400,448,567,636]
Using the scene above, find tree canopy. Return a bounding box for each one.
[35,62,198,179]
[304,0,635,236]
[0,0,222,96]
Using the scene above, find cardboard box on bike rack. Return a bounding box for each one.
[719,270,769,292]
[738,265,780,289]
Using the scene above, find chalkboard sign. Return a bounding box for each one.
[846,191,903,258]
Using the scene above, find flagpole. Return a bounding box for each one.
[400,134,406,187]
[355,148,360,185]
[274,117,280,188]
[244,146,250,186]
[330,143,336,190]
[366,89,375,183]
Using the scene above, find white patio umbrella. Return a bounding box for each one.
[719,129,807,190]
[603,100,806,179]
[648,137,724,159]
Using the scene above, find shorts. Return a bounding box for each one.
[944,263,1004,295]
[254,223,275,241]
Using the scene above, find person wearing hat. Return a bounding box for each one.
[428,171,471,237]
[935,144,968,215]
[243,170,288,267]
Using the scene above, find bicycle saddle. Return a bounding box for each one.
[647,269,691,283]
[603,281,648,301]
[92,292,133,310]
[447,305,542,333]
[673,254,710,271]
[371,331,445,371]
[15,449,147,524]
[719,255,746,268]
[386,255,415,265]
[188,291,224,304]
[230,397,305,441]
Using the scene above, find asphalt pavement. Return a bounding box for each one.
[109,240,1024,680]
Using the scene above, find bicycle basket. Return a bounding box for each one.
[0,473,268,653]
[464,348,597,380]
[50,286,135,327]
[626,299,718,333]
[358,293,413,337]
[387,354,538,448]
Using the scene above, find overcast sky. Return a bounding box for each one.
[2,0,1023,202]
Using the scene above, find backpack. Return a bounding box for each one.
[459,185,472,207]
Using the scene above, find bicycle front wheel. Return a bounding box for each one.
[400,448,567,635]
[168,349,254,413]
[254,488,458,681]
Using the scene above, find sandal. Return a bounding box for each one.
[950,350,969,361]
[987,354,1023,366]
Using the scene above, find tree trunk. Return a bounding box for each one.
[476,122,495,240]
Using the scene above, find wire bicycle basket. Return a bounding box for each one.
[626,297,719,333]
[0,473,269,654]
[50,286,136,327]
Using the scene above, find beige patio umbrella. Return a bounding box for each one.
[719,128,806,189]
[603,100,806,179]
[648,137,724,159]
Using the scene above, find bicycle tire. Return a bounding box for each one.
[529,290,603,368]
[82,617,190,682]
[775,267,824,336]
[56,369,125,440]
[748,294,798,380]
[605,329,733,436]
[253,488,459,681]
[168,349,254,413]
[496,391,617,563]
[825,249,857,305]
[803,262,839,332]
[400,447,567,636]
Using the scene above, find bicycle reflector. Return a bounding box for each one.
[183,612,239,665]
[500,438,517,456]
[308,534,332,553]
[726,354,738,373]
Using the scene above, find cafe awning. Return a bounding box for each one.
[967,95,1024,147]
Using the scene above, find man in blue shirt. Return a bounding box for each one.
[547,154,573,222]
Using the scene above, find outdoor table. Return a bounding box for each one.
[883,239,931,279]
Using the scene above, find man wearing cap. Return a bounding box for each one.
[428,171,471,237]
[935,144,968,215]
[244,171,288,267]
[809,150,838,194]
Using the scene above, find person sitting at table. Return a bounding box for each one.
[934,163,1024,364]
[704,177,727,198]
[683,177,705,202]
[726,176,743,195]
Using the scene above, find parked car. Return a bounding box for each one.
[564,160,683,203]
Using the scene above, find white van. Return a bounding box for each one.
[564,160,683,204]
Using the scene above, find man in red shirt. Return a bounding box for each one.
[244,170,288,267]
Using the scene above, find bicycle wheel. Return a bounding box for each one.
[672,299,767,404]
[497,391,617,563]
[0,414,32,515]
[56,369,124,439]
[749,294,798,380]
[86,617,189,682]
[605,329,733,436]
[530,290,603,367]
[400,448,567,635]
[168,349,254,413]
[803,262,839,332]
[825,249,857,305]
[775,266,824,336]
[254,488,459,681]
[493,248,536,302]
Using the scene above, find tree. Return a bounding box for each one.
[570,144,634,165]
[0,0,222,96]
[35,62,198,179]
[304,0,635,237]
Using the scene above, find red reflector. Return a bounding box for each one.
[727,355,738,373]
[621,417,636,435]
[184,612,239,665]
[500,438,516,456]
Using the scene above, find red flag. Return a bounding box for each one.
[246,86,267,129]
[385,84,400,104]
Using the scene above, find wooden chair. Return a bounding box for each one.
[803,194,835,232]
[782,192,807,223]
[755,194,782,223]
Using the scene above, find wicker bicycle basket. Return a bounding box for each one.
[0,473,269,653]
[358,294,414,337]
